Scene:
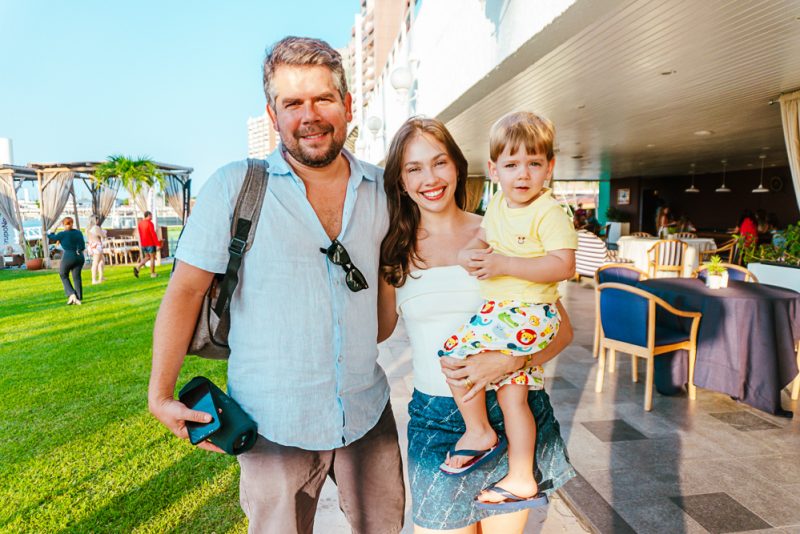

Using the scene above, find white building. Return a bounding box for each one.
[351,0,800,221]
[247,113,277,159]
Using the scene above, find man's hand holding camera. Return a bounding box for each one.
[149,396,225,454]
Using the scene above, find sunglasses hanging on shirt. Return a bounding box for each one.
[320,239,369,292]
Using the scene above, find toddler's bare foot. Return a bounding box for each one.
[478,474,538,503]
[446,427,498,468]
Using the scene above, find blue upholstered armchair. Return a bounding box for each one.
[594,282,702,411]
[592,264,649,359]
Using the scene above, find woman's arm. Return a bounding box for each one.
[377,278,399,343]
[440,299,573,402]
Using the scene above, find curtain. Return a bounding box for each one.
[0,173,20,231]
[95,178,120,226]
[40,171,74,231]
[163,174,185,220]
[128,183,150,215]
[779,90,800,211]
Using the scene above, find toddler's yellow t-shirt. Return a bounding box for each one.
[479,188,577,303]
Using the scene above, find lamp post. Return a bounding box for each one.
[390,66,413,100]
[366,115,383,162]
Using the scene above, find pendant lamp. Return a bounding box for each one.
[752,154,769,193]
[685,163,699,193]
[715,159,731,193]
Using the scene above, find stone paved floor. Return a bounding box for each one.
[314,279,800,533]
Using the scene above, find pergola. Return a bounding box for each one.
[0,164,38,251]
[0,161,192,265]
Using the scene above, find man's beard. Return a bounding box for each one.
[283,126,346,168]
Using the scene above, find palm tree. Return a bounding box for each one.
[95,155,164,219]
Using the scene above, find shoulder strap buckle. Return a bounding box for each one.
[228,237,247,257]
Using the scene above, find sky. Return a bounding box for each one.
[0,0,359,196]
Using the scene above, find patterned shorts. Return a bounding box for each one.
[87,241,103,255]
[438,300,561,389]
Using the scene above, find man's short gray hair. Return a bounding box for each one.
[263,36,348,109]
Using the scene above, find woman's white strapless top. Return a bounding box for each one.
[395,265,484,397]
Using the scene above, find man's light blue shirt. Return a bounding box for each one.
[176,147,390,450]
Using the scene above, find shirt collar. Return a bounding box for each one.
[266,144,377,183]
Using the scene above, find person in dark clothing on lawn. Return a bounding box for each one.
[47,217,86,305]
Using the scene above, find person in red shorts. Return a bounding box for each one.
[134,211,161,278]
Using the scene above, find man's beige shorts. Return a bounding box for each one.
[237,401,405,534]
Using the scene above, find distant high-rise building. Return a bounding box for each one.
[247,113,277,159]
[347,0,414,121]
[0,138,13,165]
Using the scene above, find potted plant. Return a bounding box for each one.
[605,207,632,244]
[24,240,44,271]
[666,226,679,239]
[741,222,800,291]
[739,222,800,268]
[704,255,727,289]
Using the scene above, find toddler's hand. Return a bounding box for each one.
[458,241,492,275]
[467,250,507,280]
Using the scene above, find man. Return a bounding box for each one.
[148,37,405,534]
[134,211,161,278]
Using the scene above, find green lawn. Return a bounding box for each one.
[0,265,247,533]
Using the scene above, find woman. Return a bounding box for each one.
[656,205,675,238]
[47,217,85,305]
[86,216,107,284]
[378,118,575,533]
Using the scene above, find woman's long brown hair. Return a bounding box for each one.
[380,117,468,287]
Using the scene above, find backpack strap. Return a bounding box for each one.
[213,159,269,317]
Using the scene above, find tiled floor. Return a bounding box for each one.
[553,279,800,534]
[314,279,800,533]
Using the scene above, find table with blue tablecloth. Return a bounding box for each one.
[638,278,800,415]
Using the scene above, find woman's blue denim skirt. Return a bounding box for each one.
[407,388,575,530]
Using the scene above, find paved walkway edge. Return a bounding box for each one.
[557,472,637,534]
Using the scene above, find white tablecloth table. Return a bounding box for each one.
[617,236,716,277]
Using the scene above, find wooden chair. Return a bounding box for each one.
[595,283,702,410]
[647,239,688,278]
[575,230,633,280]
[104,239,120,265]
[693,263,759,283]
[699,238,737,264]
[592,264,649,359]
[675,232,697,239]
[632,232,653,237]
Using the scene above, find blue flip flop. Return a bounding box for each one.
[474,483,549,511]
[439,434,507,476]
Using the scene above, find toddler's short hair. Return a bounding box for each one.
[489,111,555,162]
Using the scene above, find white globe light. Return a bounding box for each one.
[390,66,413,91]
[366,115,383,135]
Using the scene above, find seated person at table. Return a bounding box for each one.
[584,210,600,234]
[734,209,757,246]
[677,216,696,233]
